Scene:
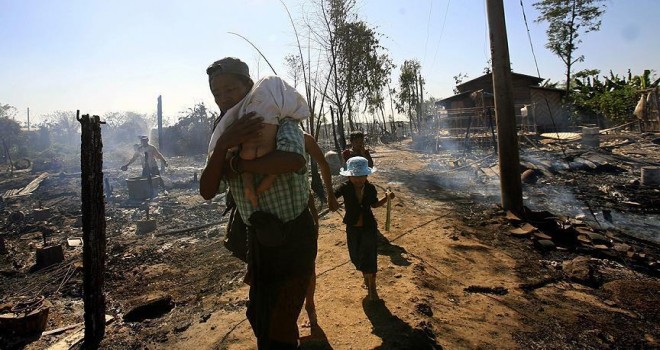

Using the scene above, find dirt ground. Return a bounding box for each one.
[1,138,659,349]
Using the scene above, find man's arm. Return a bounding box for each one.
[122,152,139,169]
[237,151,305,174]
[200,148,231,200]
[371,190,394,208]
[199,113,263,200]
[364,150,374,168]
[151,146,167,165]
[342,149,351,162]
[304,133,339,211]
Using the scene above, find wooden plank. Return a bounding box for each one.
[46,315,113,350]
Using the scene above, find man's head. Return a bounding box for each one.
[207,57,254,112]
[139,136,149,146]
[349,131,365,150]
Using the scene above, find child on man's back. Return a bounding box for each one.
[210,75,309,207]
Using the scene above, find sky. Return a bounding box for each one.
[1,0,658,125]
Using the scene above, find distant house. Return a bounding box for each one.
[436,72,569,133]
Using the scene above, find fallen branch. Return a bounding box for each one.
[518,276,560,292]
[157,220,225,236]
[43,322,83,336]
[464,285,508,295]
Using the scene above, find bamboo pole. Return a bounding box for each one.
[385,188,392,231]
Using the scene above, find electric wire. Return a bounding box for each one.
[520,0,541,78]
[430,0,452,72]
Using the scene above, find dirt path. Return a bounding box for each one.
[140,142,659,350]
[11,142,656,350]
[154,144,536,349]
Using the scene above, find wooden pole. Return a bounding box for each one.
[385,188,392,231]
[486,0,523,213]
[157,95,163,151]
[27,107,30,131]
[78,111,107,348]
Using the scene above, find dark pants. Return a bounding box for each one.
[346,225,378,274]
[246,208,317,349]
[141,165,160,177]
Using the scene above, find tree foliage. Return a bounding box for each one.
[534,0,606,98]
[0,103,17,119]
[308,0,393,147]
[41,111,80,148]
[163,102,217,155]
[0,115,22,164]
[284,54,304,89]
[395,60,424,131]
[102,111,151,147]
[452,72,469,94]
[572,69,656,125]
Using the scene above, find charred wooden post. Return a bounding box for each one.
[0,236,7,255]
[144,152,154,198]
[104,177,112,200]
[78,111,107,348]
[486,0,523,213]
[157,95,164,151]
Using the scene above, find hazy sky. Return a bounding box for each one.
[1,0,658,125]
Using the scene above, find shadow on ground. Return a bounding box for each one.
[362,298,442,350]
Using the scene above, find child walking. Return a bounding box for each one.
[334,156,395,300]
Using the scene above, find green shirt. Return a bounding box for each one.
[229,118,309,224]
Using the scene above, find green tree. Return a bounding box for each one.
[165,102,217,155]
[0,103,17,119]
[572,69,656,125]
[452,72,469,94]
[534,0,606,98]
[311,0,392,148]
[395,59,424,131]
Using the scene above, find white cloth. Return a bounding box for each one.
[207,76,309,155]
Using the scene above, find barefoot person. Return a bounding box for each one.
[332,156,394,300]
[200,57,316,349]
[121,135,168,188]
[224,130,339,328]
[303,132,339,327]
[121,135,168,176]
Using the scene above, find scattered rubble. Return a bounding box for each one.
[0,129,657,349]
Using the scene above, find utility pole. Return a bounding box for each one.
[486,0,523,213]
[157,95,163,151]
[27,108,30,131]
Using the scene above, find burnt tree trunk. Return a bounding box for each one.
[78,112,107,349]
[330,107,342,155]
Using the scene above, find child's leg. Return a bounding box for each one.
[242,172,258,208]
[256,174,277,195]
[305,272,317,326]
[362,228,379,300]
[364,273,379,300]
